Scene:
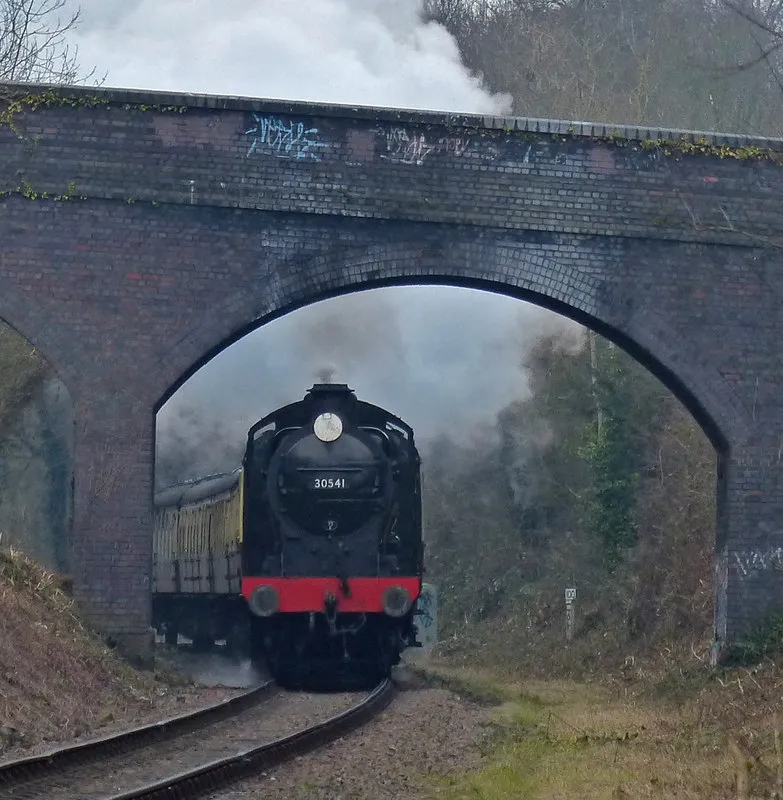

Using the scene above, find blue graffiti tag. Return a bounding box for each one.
[245,114,327,160]
[416,593,434,629]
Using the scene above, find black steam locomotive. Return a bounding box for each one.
[152,384,425,685]
[243,383,424,684]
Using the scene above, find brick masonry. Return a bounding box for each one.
[0,84,782,656]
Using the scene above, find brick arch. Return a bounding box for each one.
[0,280,80,389]
[154,236,749,652]
[154,237,745,453]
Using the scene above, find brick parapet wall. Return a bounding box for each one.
[0,84,781,247]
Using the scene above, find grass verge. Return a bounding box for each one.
[415,660,783,799]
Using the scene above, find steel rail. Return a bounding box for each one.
[0,680,275,789]
[106,678,395,800]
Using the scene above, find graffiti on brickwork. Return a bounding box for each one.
[437,135,470,157]
[489,140,586,172]
[383,129,432,165]
[733,546,783,577]
[245,115,328,160]
[528,146,584,170]
[379,128,596,170]
[381,128,470,165]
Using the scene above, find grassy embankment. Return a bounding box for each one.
[415,656,783,799]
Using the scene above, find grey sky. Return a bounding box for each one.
[64,0,579,464]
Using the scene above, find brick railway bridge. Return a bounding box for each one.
[0,83,782,658]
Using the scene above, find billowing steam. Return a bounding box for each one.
[289,292,407,387]
[163,650,267,688]
[315,367,337,384]
[503,415,555,512]
[73,0,511,114]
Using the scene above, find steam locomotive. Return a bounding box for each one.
[152,384,426,685]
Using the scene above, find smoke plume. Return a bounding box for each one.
[156,286,582,486]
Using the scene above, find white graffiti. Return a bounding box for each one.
[437,136,470,157]
[245,114,327,160]
[733,546,783,576]
[382,128,470,165]
[384,129,432,165]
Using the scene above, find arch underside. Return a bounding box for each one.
[0,282,79,388]
[0,294,75,573]
[157,228,748,455]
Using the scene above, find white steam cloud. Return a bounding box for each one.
[73,0,511,113]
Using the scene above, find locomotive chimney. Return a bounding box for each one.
[315,366,336,383]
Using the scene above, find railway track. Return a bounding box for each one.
[0,679,394,799]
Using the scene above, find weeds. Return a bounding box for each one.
[418,657,783,799]
[0,545,72,609]
[723,614,783,668]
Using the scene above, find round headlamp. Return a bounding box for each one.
[314,412,343,442]
[382,585,411,618]
[248,585,279,617]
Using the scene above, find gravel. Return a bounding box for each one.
[2,645,495,799]
[208,673,494,799]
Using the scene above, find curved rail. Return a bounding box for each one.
[107,678,396,800]
[0,680,275,789]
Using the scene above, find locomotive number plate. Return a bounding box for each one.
[313,477,347,489]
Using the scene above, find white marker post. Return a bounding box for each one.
[565,587,577,643]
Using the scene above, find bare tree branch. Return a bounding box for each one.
[722,0,783,39]
[0,0,99,84]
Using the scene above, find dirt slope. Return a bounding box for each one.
[0,545,236,759]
